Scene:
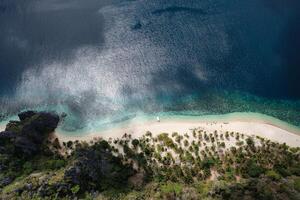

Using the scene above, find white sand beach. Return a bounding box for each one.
[0,121,8,132]
[1,112,300,147]
[55,114,300,147]
[0,124,6,132]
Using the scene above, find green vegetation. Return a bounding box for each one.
[71,185,80,194]
[1,114,300,200]
[160,182,183,196]
[265,170,281,181]
[295,178,300,192]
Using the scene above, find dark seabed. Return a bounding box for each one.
[0,0,300,131]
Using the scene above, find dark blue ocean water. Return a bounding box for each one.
[0,0,300,130]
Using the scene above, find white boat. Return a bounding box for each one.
[156,116,160,122]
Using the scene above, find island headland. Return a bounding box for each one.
[0,111,300,199]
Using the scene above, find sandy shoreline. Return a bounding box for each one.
[0,124,6,132]
[1,113,300,147]
[55,117,300,147]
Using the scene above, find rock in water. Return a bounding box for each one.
[21,112,60,143]
[0,111,60,156]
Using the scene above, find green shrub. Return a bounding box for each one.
[290,166,300,176]
[242,159,265,178]
[131,139,139,148]
[265,170,281,181]
[172,132,178,137]
[246,137,254,146]
[44,159,66,170]
[157,133,175,149]
[123,145,135,158]
[224,170,235,181]
[161,182,183,196]
[201,158,215,169]
[294,178,300,192]
[195,181,213,196]
[274,164,291,177]
[23,161,34,174]
[71,185,80,194]
[184,140,189,147]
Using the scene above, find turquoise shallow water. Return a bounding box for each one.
[1,89,300,137]
[163,90,300,127]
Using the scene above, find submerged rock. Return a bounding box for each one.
[132,21,142,30]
